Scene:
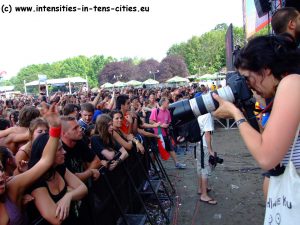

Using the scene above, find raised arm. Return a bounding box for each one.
[0,127,16,138]
[5,131,29,144]
[7,103,61,202]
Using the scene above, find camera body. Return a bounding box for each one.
[209,152,224,168]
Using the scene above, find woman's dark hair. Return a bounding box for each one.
[109,110,123,121]
[95,114,112,146]
[234,35,300,80]
[28,133,55,180]
[10,110,19,124]
[116,95,129,110]
[0,146,13,170]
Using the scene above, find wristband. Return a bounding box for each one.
[49,126,61,138]
[236,118,247,127]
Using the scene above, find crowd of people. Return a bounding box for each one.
[1,82,216,225]
[0,6,300,225]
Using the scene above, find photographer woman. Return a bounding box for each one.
[212,35,300,198]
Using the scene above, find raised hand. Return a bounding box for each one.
[42,102,61,127]
[125,114,133,124]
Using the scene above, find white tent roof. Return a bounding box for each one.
[0,86,14,92]
[166,76,189,83]
[126,80,142,86]
[25,76,87,86]
[143,78,159,85]
[100,82,113,88]
[113,81,126,87]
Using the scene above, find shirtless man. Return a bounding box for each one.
[0,106,40,154]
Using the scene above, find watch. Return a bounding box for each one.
[236,118,247,127]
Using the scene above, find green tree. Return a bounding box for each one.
[167,24,245,75]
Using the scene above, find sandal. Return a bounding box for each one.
[199,198,217,205]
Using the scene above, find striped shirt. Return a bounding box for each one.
[281,133,300,169]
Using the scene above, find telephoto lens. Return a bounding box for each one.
[169,72,259,130]
[170,86,235,125]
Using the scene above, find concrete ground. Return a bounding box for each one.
[162,128,265,225]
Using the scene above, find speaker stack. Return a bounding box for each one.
[254,0,271,18]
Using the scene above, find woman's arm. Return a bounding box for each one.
[55,169,88,220]
[8,135,59,204]
[112,131,133,150]
[14,147,29,175]
[119,147,129,161]
[101,149,116,161]
[31,187,63,225]
[141,122,160,129]
[64,169,88,200]
[137,128,159,138]
[7,103,61,203]
[213,75,300,170]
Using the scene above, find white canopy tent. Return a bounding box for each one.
[25,77,87,86]
[100,82,114,89]
[143,78,159,85]
[113,81,126,87]
[24,76,87,95]
[166,76,189,83]
[0,86,14,92]
[126,80,142,86]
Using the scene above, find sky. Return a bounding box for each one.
[0,0,244,79]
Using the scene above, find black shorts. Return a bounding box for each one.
[163,136,173,152]
[262,164,285,178]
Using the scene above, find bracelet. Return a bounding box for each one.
[49,126,61,138]
[133,139,140,145]
[236,118,247,127]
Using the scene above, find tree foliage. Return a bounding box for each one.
[11,23,250,91]
[99,60,138,84]
[167,24,245,75]
[137,59,160,81]
[158,55,189,81]
[11,55,115,91]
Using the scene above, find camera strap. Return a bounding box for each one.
[194,132,206,169]
[200,132,205,169]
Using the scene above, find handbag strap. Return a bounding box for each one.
[289,124,300,162]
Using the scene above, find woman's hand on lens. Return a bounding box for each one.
[212,93,239,119]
